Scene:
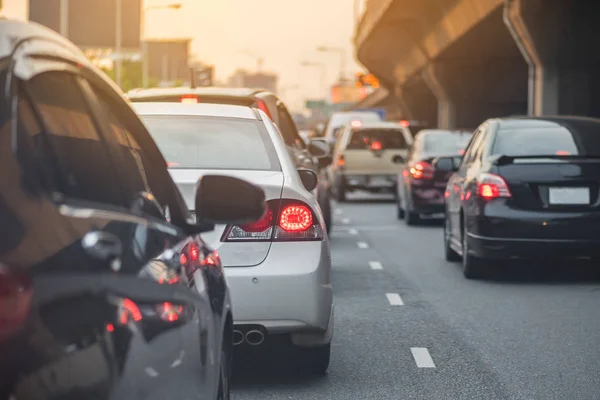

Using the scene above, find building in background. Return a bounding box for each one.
[228,69,278,93]
[146,39,191,86]
[28,0,141,50]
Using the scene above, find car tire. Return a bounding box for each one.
[294,343,331,375]
[405,209,419,226]
[461,222,484,279]
[444,217,460,262]
[216,346,231,399]
[396,199,405,219]
[321,193,333,235]
[334,182,346,202]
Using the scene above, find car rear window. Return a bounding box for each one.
[490,126,600,157]
[423,132,472,154]
[140,115,280,171]
[347,129,408,150]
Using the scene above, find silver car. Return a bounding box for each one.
[133,102,334,374]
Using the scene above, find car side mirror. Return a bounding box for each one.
[194,175,266,225]
[433,156,461,172]
[297,168,318,191]
[308,138,331,158]
[392,155,405,164]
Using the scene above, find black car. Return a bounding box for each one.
[126,87,334,234]
[440,116,600,279]
[0,19,265,399]
[396,129,472,224]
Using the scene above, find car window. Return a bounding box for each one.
[490,125,599,157]
[347,128,409,150]
[24,72,125,207]
[276,103,305,149]
[459,129,484,171]
[140,115,280,171]
[423,132,473,154]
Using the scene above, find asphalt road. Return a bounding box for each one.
[232,193,600,400]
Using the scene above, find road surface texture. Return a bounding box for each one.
[232,193,600,400]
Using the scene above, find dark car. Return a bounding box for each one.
[0,19,265,399]
[126,87,334,234]
[441,116,600,279]
[396,129,472,224]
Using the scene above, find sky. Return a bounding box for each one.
[1,0,366,112]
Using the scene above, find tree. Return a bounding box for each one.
[101,60,158,92]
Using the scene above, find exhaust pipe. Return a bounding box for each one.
[233,330,244,346]
[245,330,265,346]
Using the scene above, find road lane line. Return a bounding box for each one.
[357,241,369,249]
[348,228,358,235]
[341,218,350,224]
[369,261,383,270]
[385,293,403,305]
[335,208,343,215]
[411,348,436,368]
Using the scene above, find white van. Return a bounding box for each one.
[323,111,382,144]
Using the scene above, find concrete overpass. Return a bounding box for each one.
[355,0,600,129]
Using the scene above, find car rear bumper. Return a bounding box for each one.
[407,181,446,214]
[466,232,600,261]
[341,173,397,191]
[224,240,333,336]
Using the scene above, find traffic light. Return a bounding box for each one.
[355,73,380,89]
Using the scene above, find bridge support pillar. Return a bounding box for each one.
[504,0,600,117]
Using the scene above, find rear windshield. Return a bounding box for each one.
[140,115,279,170]
[423,132,472,154]
[491,126,600,157]
[347,129,408,150]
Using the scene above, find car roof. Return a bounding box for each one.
[355,121,405,129]
[497,115,600,131]
[417,129,472,136]
[131,102,259,120]
[0,18,86,61]
[127,86,271,100]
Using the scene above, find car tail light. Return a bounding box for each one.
[222,199,324,242]
[409,161,434,180]
[350,120,362,128]
[337,155,345,167]
[0,264,32,340]
[370,141,382,151]
[399,119,410,127]
[476,173,511,200]
[180,94,199,103]
[255,99,272,119]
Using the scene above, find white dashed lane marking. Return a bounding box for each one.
[341,218,350,224]
[369,261,383,270]
[385,293,404,305]
[357,242,369,249]
[348,228,358,235]
[335,208,343,215]
[411,348,436,368]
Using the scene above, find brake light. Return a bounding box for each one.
[166,161,179,167]
[556,150,570,155]
[337,155,346,166]
[0,264,32,340]
[119,298,142,324]
[181,95,199,103]
[370,141,382,151]
[458,149,465,155]
[222,199,323,242]
[255,99,272,119]
[158,302,183,322]
[409,161,434,180]
[476,173,511,200]
[350,120,362,128]
[399,120,410,127]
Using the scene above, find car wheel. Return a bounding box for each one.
[396,198,405,219]
[405,208,419,226]
[334,182,346,202]
[321,194,333,235]
[216,348,230,400]
[461,221,484,279]
[294,343,331,375]
[444,217,460,262]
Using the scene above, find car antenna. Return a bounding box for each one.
[190,67,196,89]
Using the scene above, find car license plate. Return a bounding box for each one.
[369,177,393,187]
[548,187,590,205]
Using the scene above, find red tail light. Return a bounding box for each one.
[180,94,199,103]
[222,199,324,242]
[370,141,382,151]
[255,99,272,119]
[0,264,32,340]
[409,161,434,180]
[476,173,511,200]
[337,155,346,167]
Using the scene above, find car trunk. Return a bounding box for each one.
[496,157,600,211]
[168,169,283,267]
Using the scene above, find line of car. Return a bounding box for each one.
[0,19,333,400]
